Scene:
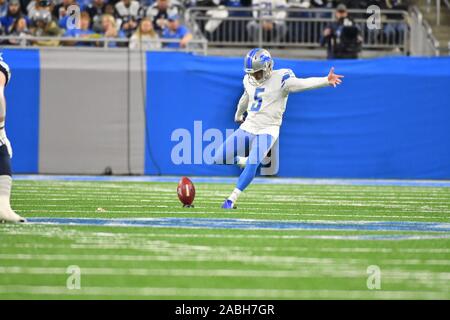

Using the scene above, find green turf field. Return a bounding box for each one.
[0,178,449,299]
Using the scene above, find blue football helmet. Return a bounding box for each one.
[244,48,274,86]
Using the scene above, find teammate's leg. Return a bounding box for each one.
[0,145,24,223]
[0,65,25,223]
[223,134,273,208]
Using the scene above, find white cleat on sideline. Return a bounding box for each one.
[0,208,26,223]
[236,156,248,169]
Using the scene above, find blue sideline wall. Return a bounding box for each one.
[2,49,40,173]
[146,53,450,179]
[2,48,450,179]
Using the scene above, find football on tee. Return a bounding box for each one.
[177,177,195,207]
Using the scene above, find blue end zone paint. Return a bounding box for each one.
[2,49,40,173]
[27,217,450,233]
[13,174,450,187]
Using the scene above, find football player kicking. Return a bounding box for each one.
[0,55,26,222]
[214,48,343,209]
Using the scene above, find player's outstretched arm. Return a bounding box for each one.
[234,91,249,124]
[285,67,344,93]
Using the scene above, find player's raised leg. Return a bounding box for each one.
[222,134,273,209]
[213,128,254,165]
[0,62,25,223]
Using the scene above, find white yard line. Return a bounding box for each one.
[1,253,449,266]
[0,285,447,299]
[2,226,449,241]
[0,266,449,285]
[11,192,450,202]
[8,209,450,220]
[2,243,449,254]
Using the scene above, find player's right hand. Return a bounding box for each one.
[235,115,245,124]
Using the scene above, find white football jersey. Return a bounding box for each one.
[238,69,329,140]
[240,69,292,139]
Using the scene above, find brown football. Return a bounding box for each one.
[177,176,195,206]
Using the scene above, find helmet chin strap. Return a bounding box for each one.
[248,74,264,86]
[248,62,273,86]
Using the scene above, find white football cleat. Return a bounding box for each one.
[0,208,26,223]
[236,156,247,169]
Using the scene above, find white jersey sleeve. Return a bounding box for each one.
[282,69,329,95]
[238,68,329,139]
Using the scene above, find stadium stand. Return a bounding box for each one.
[0,0,447,57]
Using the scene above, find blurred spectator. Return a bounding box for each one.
[139,0,154,7]
[53,0,78,29]
[6,16,30,45]
[100,13,126,47]
[201,1,226,32]
[161,14,192,48]
[194,0,221,6]
[30,9,62,46]
[338,0,375,18]
[384,0,410,12]
[287,0,313,20]
[0,0,28,31]
[77,0,92,10]
[86,0,107,32]
[287,0,311,8]
[310,0,335,17]
[179,0,196,7]
[339,0,364,8]
[288,0,337,9]
[146,0,183,33]
[28,0,52,22]
[63,11,95,46]
[129,16,161,50]
[26,0,36,17]
[115,0,140,37]
[380,0,408,44]
[18,0,30,14]
[246,0,287,43]
[224,0,249,17]
[104,3,116,15]
[320,3,362,59]
[0,0,8,18]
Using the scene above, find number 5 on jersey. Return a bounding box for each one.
[250,88,265,112]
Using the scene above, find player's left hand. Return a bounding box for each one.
[327,67,344,88]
